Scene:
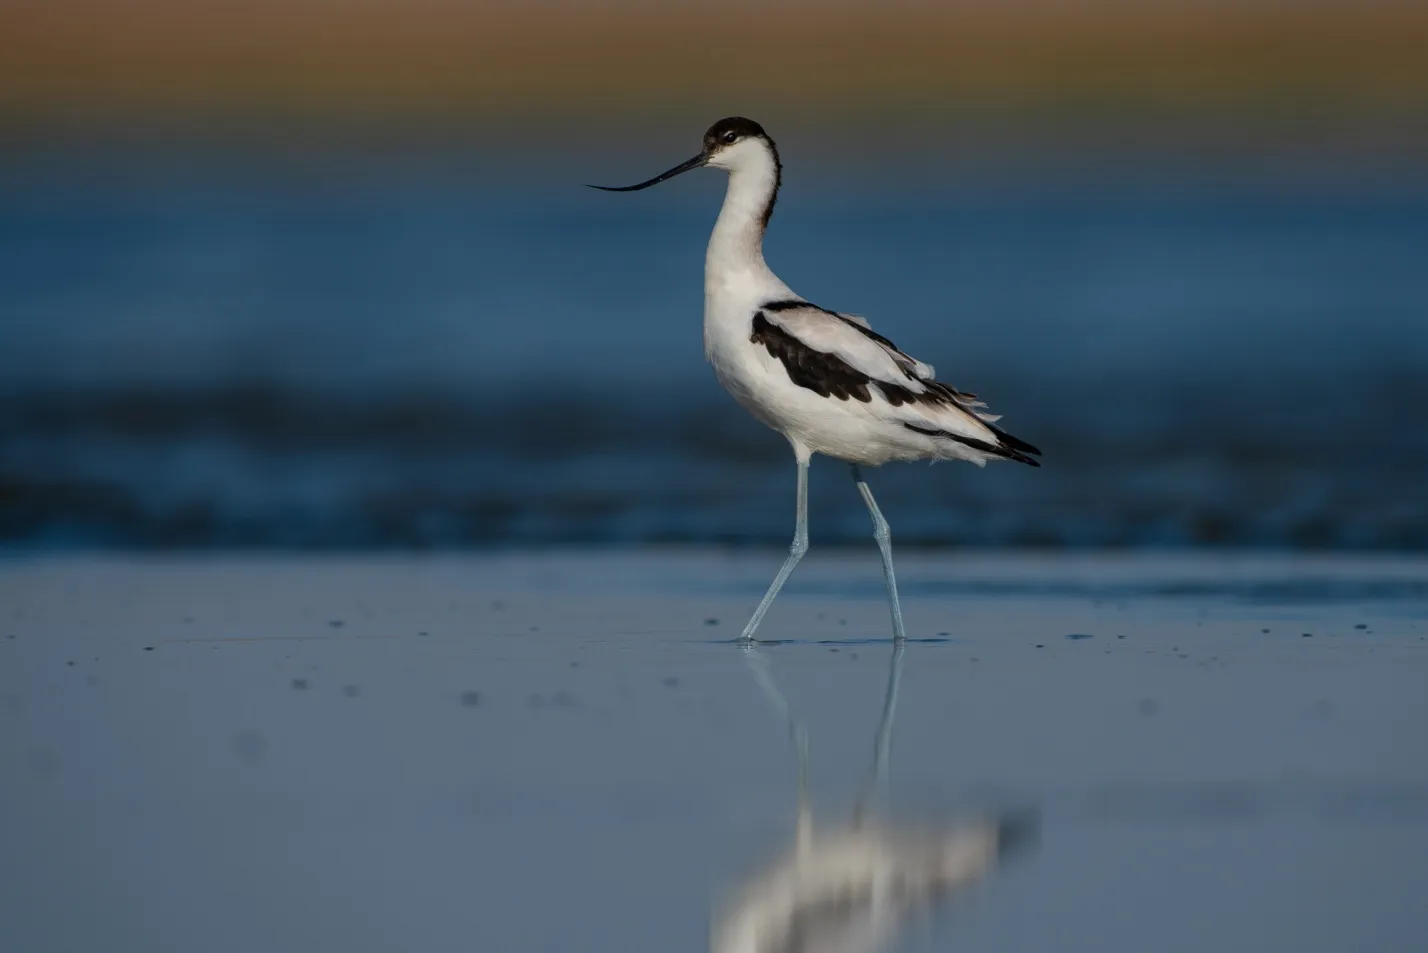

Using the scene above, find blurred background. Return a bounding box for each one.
[2,0,1426,551]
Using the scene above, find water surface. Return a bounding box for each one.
[2,552,1425,952]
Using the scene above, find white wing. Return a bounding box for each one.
[753,301,1042,463]
[759,302,937,385]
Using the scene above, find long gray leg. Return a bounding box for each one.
[851,465,907,641]
[740,458,810,643]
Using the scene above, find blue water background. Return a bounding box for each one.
[2,142,1426,549]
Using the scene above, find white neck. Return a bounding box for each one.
[705,142,783,293]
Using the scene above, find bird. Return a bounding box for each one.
[593,117,1040,642]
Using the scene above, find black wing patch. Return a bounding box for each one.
[764,299,912,378]
[751,304,1044,465]
[763,299,982,401]
[750,311,873,402]
[985,422,1042,457]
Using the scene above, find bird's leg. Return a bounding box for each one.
[854,639,905,825]
[739,458,810,642]
[851,465,907,641]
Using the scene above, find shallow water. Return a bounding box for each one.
[2,552,1426,952]
[2,146,1427,549]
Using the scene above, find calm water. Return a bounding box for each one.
[2,145,1426,548]
[4,553,1427,952]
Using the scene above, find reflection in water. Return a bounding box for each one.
[714,644,1034,953]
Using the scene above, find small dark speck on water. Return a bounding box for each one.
[329,620,344,628]
[183,617,193,624]
[829,647,840,653]
[460,691,482,708]
[704,617,720,626]
[66,660,75,667]
[1262,628,1271,634]
[1354,623,1368,630]
[839,618,847,626]
[569,660,580,668]
[1035,644,1045,649]
[661,676,681,689]
[1065,633,1094,641]
[418,631,429,637]
[291,679,308,690]
[1116,634,1126,640]
[5,634,14,640]
[143,646,154,652]
[1302,633,1314,638]
[342,685,361,698]
[529,626,540,633]
[937,632,950,637]
[849,652,859,661]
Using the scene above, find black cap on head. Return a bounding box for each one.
[704,117,767,151]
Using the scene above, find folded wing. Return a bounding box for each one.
[752,300,1042,466]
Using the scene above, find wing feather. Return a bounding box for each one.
[753,299,1042,466]
[760,304,915,389]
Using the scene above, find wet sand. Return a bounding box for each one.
[2,551,1426,952]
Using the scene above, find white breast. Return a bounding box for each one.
[704,283,786,430]
[700,146,795,432]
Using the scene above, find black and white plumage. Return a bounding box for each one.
[594,117,1041,641]
[750,299,1042,467]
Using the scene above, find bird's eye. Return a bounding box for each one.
[722,130,738,144]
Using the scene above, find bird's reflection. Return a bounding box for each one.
[714,643,1033,953]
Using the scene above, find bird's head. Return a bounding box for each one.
[590,116,777,191]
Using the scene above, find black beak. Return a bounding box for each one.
[588,152,707,191]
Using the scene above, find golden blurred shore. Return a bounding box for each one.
[3,1,1427,145]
